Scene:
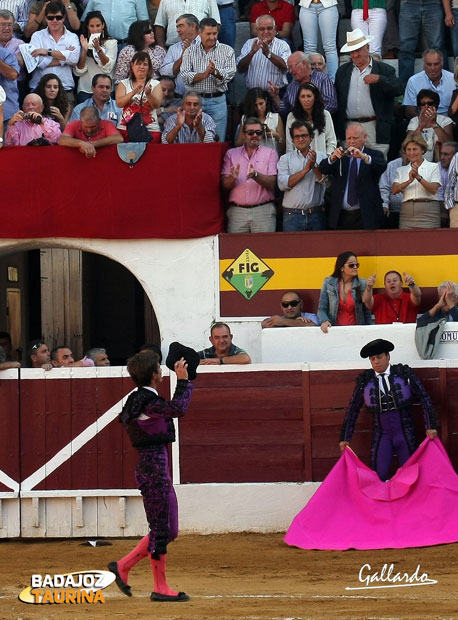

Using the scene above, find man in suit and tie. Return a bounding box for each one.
[319,123,386,230]
[334,28,404,160]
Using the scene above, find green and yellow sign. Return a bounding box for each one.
[221,248,274,300]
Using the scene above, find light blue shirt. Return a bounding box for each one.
[82,0,149,41]
[0,46,19,121]
[379,156,403,213]
[403,70,455,115]
[160,36,200,96]
[69,96,122,125]
[277,148,327,209]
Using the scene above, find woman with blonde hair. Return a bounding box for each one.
[392,134,441,229]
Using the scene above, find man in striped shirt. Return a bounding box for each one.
[181,17,235,141]
[0,0,29,34]
[268,51,338,120]
[161,90,216,143]
[237,14,290,90]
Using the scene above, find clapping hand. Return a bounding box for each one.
[193,108,203,128]
[176,107,186,127]
[79,34,88,51]
[206,59,215,77]
[251,38,262,54]
[230,163,240,179]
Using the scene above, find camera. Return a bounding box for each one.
[23,113,42,124]
[341,148,351,157]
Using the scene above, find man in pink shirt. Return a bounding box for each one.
[221,116,278,232]
[5,93,61,145]
[59,106,122,157]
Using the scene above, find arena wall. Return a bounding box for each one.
[0,359,455,537]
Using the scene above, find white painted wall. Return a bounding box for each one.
[0,236,264,361]
[262,323,458,363]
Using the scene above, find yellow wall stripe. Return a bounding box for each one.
[220,255,457,291]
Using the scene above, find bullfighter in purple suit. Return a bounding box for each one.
[108,345,197,603]
[339,339,437,481]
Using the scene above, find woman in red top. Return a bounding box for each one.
[318,251,372,333]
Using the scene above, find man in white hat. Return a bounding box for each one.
[334,28,403,159]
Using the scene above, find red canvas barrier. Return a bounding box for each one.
[1,144,226,239]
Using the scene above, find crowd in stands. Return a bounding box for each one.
[2,0,458,230]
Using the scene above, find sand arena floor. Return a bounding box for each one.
[2,533,457,620]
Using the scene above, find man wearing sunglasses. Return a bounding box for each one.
[262,291,319,328]
[29,1,80,102]
[222,116,278,232]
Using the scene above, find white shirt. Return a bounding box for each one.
[375,364,391,393]
[394,159,442,201]
[285,110,337,155]
[236,37,291,90]
[29,26,80,90]
[346,61,376,120]
[406,114,453,162]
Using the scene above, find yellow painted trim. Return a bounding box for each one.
[220,255,457,291]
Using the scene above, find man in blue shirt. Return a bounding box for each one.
[261,290,319,328]
[82,0,149,43]
[70,74,121,126]
[403,49,455,119]
[0,44,19,126]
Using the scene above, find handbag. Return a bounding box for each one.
[124,82,152,144]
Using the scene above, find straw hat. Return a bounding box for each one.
[340,28,373,53]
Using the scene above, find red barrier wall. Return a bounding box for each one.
[0,366,453,493]
[1,144,226,239]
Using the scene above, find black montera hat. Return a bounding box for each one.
[360,339,395,359]
[166,342,200,380]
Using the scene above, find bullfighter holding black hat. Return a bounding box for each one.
[339,339,437,481]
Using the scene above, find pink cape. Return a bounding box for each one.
[284,438,458,550]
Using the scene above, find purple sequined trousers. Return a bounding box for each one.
[135,445,178,557]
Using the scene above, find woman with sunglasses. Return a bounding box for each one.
[406,89,453,162]
[115,20,166,84]
[318,251,371,333]
[285,82,336,154]
[392,134,441,229]
[74,11,117,103]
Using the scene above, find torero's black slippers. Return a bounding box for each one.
[150,591,190,602]
[108,561,132,597]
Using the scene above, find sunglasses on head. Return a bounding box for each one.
[31,342,45,351]
[345,262,360,268]
[281,299,300,308]
[47,14,64,20]
[245,129,263,136]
